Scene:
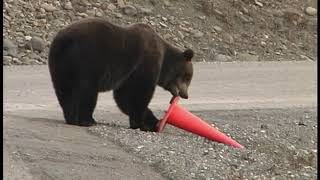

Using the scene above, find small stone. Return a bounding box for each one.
[3,39,17,57]
[117,0,126,8]
[255,1,263,7]
[108,3,117,11]
[122,5,137,16]
[137,145,144,149]
[300,55,313,61]
[214,10,224,17]
[114,13,123,18]
[12,57,22,65]
[241,6,249,14]
[192,30,204,38]
[96,11,103,17]
[163,33,171,39]
[198,15,206,20]
[213,26,222,32]
[159,22,168,27]
[214,54,232,62]
[77,12,88,18]
[41,3,56,12]
[222,33,234,43]
[64,2,73,10]
[26,36,46,52]
[25,36,32,41]
[39,8,46,13]
[164,0,171,7]
[305,7,317,16]
[177,31,185,39]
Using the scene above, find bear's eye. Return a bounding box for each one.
[185,76,192,82]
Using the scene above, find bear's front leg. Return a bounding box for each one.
[113,74,159,131]
[139,109,159,132]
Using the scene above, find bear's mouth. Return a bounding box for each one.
[178,91,188,99]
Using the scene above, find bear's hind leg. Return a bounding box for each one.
[74,81,98,126]
[59,80,98,127]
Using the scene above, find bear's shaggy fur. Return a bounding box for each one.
[48,18,194,131]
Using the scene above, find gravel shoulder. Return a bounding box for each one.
[89,107,317,180]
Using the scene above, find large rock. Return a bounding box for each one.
[3,39,17,57]
[41,3,57,12]
[237,53,259,61]
[305,7,317,16]
[3,55,13,65]
[26,36,46,52]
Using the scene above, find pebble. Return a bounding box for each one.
[261,41,267,46]
[117,0,126,8]
[159,22,168,27]
[108,3,117,11]
[64,2,73,10]
[77,12,88,18]
[255,1,263,7]
[41,3,56,12]
[123,5,137,16]
[25,36,32,41]
[213,26,222,32]
[198,15,206,20]
[12,57,22,65]
[114,13,123,18]
[162,17,168,21]
[177,31,185,39]
[96,11,103,17]
[222,33,234,44]
[164,0,171,7]
[192,30,204,38]
[305,7,317,16]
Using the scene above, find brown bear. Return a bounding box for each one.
[48,17,194,132]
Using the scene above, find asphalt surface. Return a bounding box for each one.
[4,61,317,179]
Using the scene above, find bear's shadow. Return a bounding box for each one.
[6,114,128,129]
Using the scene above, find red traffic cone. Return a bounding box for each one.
[157,97,244,149]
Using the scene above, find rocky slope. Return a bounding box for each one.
[3,0,317,65]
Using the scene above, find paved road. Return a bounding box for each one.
[4,61,317,179]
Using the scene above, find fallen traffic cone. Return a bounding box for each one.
[157,97,244,149]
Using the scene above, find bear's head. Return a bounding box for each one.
[159,48,194,99]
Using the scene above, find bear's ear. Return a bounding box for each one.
[183,49,194,61]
